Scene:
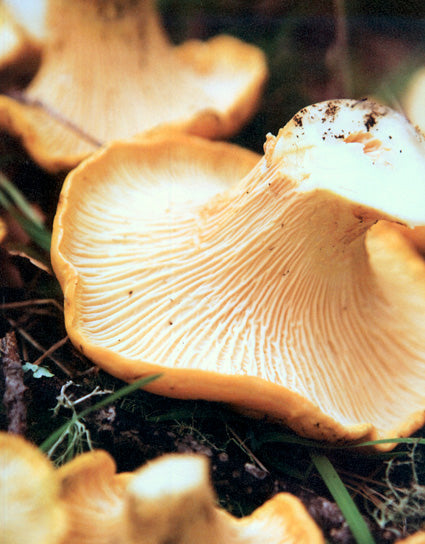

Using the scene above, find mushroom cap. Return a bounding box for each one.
[57,449,324,544]
[4,0,46,43]
[0,0,267,172]
[0,215,7,242]
[396,533,425,544]
[57,450,131,544]
[0,1,41,86]
[0,431,67,544]
[51,100,425,449]
[403,66,425,136]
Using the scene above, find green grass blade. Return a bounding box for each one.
[311,453,376,544]
[0,185,52,251]
[39,374,161,454]
[253,431,425,456]
[252,430,328,449]
[1,205,52,251]
[0,173,44,226]
[349,437,425,448]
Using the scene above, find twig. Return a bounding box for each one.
[32,335,69,366]
[1,331,28,435]
[227,426,269,473]
[0,298,64,312]
[8,318,72,376]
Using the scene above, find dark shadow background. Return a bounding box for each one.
[160,0,425,153]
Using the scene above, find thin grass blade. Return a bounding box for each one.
[0,173,44,226]
[311,453,376,544]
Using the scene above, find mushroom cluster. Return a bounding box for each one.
[52,98,425,449]
[0,431,325,544]
[0,0,267,172]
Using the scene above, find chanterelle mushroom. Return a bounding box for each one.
[0,1,42,87]
[403,67,425,136]
[3,0,46,44]
[51,99,425,448]
[0,431,67,544]
[396,533,425,544]
[58,449,324,544]
[0,0,267,172]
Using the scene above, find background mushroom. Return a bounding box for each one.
[0,1,42,88]
[57,449,132,544]
[58,449,324,544]
[396,533,425,544]
[0,431,67,544]
[51,99,425,448]
[3,0,46,45]
[0,0,267,172]
[403,66,425,136]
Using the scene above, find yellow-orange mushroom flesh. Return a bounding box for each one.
[58,450,131,544]
[0,432,67,544]
[404,67,425,136]
[51,99,425,448]
[57,449,324,544]
[0,0,267,172]
[4,0,46,44]
[396,533,425,544]
[125,453,324,544]
[0,1,41,84]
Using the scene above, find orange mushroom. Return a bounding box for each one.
[0,431,325,543]
[0,1,41,87]
[4,0,46,45]
[51,99,425,449]
[403,67,425,136]
[0,431,67,544]
[0,215,6,242]
[396,533,425,544]
[0,0,267,172]
[57,450,132,544]
[57,449,324,544]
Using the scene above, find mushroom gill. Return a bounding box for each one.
[51,99,425,448]
[0,0,267,172]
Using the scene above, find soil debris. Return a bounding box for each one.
[0,330,28,434]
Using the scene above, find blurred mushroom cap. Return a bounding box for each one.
[0,0,267,172]
[0,432,67,544]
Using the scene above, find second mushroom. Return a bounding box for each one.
[0,0,267,172]
[52,99,425,448]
